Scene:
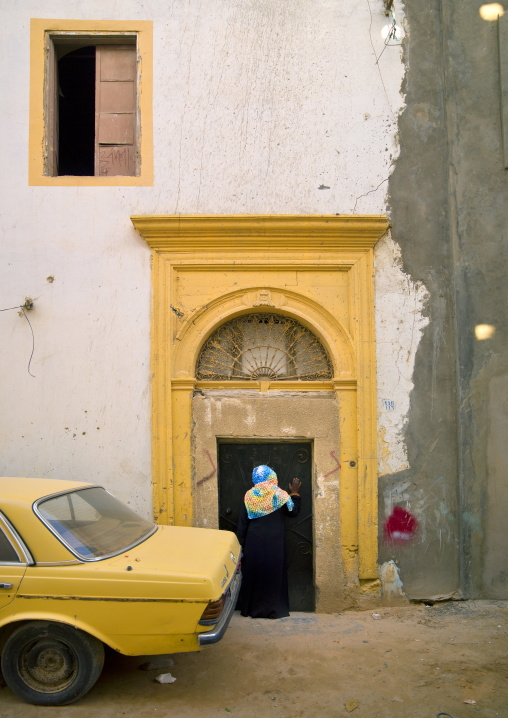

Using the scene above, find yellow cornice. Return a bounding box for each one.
[131,215,389,253]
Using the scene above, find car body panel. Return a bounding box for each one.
[0,567,26,611]
[0,478,241,656]
[0,512,29,611]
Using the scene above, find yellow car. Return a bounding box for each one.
[0,478,241,706]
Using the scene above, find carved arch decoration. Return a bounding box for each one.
[131,214,390,595]
[171,286,356,379]
[196,312,333,381]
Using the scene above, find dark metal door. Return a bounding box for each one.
[218,441,314,611]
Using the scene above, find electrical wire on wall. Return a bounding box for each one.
[377,4,403,64]
[1,298,36,377]
[366,0,405,127]
[351,0,406,213]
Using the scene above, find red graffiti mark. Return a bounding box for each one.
[323,450,341,477]
[197,450,217,485]
[384,506,418,544]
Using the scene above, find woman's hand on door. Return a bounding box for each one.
[289,478,302,495]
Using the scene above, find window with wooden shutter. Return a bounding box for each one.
[30,20,153,186]
[46,37,137,177]
[95,45,137,176]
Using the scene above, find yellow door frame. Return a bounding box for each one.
[131,215,389,588]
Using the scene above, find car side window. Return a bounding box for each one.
[0,526,20,563]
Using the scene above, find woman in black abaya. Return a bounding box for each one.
[235,464,301,619]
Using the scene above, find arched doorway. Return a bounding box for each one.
[131,214,389,611]
[195,311,334,611]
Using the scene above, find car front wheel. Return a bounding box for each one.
[1,621,104,705]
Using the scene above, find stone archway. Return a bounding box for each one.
[131,214,389,609]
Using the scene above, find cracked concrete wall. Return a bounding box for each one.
[384,0,508,599]
[380,0,463,600]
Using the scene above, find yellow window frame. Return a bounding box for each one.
[29,19,153,186]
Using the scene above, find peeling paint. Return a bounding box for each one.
[379,560,409,606]
[375,233,430,476]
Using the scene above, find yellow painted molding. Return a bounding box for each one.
[150,252,173,525]
[351,250,379,579]
[336,388,359,584]
[131,215,389,252]
[169,261,359,269]
[196,381,337,391]
[332,379,358,391]
[133,214,383,591]
[29,19,153,186]
[171,285,356,380]
[171,383,194,526]
[171,379,198,390]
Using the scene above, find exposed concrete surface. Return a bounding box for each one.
[485,375,508,598]
[436,0,508,601]
[382,0,508,600]
[1,602,507,717]
[381,0,462,601]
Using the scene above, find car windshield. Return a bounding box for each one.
[36,487,156,560]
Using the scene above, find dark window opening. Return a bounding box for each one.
[57,47,96,176]
[47,38,137,178]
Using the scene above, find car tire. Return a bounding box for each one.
[1,621,105,706]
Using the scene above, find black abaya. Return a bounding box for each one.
[235,496,301,619]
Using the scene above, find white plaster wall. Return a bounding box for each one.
[374,233,430,476]
[0,0,410,517]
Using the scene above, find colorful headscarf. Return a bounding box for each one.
[244,465,294,519]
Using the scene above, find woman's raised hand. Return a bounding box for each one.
[288,478,302,495]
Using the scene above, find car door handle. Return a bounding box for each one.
[0,583,13,589]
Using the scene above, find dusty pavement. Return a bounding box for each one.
[0,600,507,718]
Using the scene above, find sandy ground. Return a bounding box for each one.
[0,600,507,718]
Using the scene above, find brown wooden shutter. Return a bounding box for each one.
[46,36,59,176]
[95,45,136,176]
